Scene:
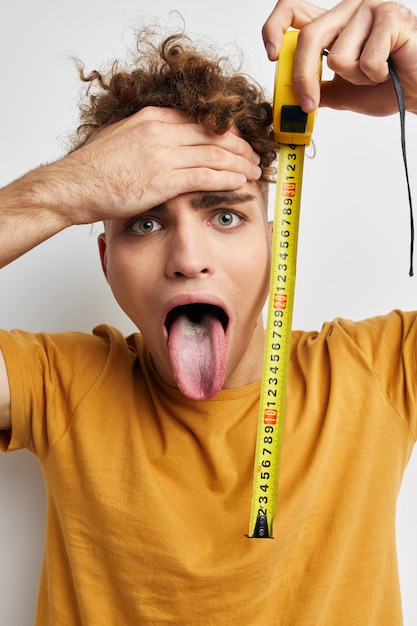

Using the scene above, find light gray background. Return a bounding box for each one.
[0,0,416,623]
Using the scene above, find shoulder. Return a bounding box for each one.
[294,310,417,347]
[291,310,417,381]
[0,324,142,388]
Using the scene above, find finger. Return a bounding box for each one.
[320,3,417,113]
[171,144,262,182]
[291,0,366,111]
[360,2,417,83]
[129,105,194,125]
[97,105,261,170]
[178,124,254,155]
[161,122,261,173]
[262,0,325,61]
[127,108,260,164]
[165,168,251,197]
[325,2,388,86]
[196,128,260,165]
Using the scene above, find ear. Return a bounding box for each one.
[268,220,273,243]
[97,233,108,280]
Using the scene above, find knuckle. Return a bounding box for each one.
[207,144,228,165]
[325,49,345,73]
[376,2,416,29]
[357,54,376,78]
[296,22,322,50]
[139,118,165,136]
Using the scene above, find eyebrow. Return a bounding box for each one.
[191,191,257,209]
[151,191,257,214]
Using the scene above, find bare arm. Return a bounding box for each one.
[0,106,260,431]
[0,106,261,269]
[0,349,11,431]
[0,163,74,268]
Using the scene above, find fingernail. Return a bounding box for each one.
[253,164,262,179]
[253,151,261,165]
[265,43,276,61]
[300,96,315,113]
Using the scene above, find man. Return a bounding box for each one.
[1,0,417,623]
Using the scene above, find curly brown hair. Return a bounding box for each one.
[70,26,277,189]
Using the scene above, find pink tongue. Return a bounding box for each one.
[167,312,227,400]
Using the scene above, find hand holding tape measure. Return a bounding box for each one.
[248,30,321,539]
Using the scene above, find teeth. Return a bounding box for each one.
[165,304,228,332]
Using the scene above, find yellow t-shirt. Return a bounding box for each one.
[1,310,416,625]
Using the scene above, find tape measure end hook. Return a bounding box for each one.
[247,513,273,539]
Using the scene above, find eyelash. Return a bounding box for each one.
[211,210,244,229]
[126,209,246,235]
[127,217,161,235]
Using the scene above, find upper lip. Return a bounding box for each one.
[162,294,230,338]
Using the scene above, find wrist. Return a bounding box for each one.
[0,163,80,268]
[20,159,86,230]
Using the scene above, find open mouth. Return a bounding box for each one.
[164,302,230,400]
[165,303,229,334]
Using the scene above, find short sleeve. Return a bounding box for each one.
[333,310,417,440]
[0,326,126,458]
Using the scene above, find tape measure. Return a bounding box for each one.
[248,30,320,539]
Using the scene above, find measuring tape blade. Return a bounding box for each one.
[248,30,320,539]
[248,143,304,538]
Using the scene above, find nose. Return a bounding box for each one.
[165,224,212,279]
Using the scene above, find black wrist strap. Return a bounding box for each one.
[388,59,414,277]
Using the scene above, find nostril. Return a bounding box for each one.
[174,268,208,277]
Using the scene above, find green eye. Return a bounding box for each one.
[130,218,161,235]
[215,211,240,228]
